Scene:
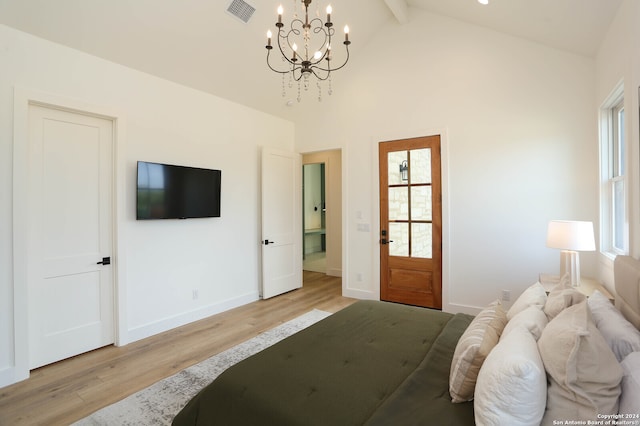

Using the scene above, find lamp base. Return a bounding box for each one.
[559,250,580,287]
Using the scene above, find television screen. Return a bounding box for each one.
[136,161,221,219]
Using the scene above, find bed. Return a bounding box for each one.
[173,256,640,425]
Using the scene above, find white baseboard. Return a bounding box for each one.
[123,292,260,345]
[446,302,483,316]
[326,268,342,277]
[343,287,378,300]
[0,365,29,389]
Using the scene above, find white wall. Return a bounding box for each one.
[595,0,640,289]
[291,9,598,313]
[0,24,294,386]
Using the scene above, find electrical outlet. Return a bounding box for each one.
[192,289,199,300]
[501,289,511,302]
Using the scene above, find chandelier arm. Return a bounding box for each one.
[309,40,331,66]
[308,17,326,33]
[274,28,298,67]
[291,67,304,82]
[266,49,293,74]
[287,20,304,37]
[306,21,331,61]
[311,45,350,73]
[311,29,330,64]
[308,67,331,81]
[285,18,304,52]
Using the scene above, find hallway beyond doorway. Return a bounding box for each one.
[303,251,326,273]
[302,149,342,278]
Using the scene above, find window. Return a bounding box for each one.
[600,84,627,255]
[611,100,625,251]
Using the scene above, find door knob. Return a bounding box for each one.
[380,239,394,245]
[263,240,275,245]
[97,257,111,265]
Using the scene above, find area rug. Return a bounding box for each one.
[74,309,331,426]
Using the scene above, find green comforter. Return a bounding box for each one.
[173,300,474,425]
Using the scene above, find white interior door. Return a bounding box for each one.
[27,104,114,369]
[261,148,302,299]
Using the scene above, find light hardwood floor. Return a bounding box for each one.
[0,271,356,425]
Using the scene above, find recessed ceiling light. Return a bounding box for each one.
[478,0,489,4]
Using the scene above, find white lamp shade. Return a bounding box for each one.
[546,220,596,251]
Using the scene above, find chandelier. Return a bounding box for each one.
[265,0,351,102]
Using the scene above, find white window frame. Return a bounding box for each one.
[599,82,628,258]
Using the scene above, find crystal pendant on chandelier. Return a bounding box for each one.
[265,0,351,102]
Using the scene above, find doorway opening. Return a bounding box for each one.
[303,163,326,272]
[302,150,342,281]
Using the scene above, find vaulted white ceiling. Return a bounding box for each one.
[407,0,621,58]
[0,0,622,116]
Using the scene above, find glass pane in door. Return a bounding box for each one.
[388,151,408,185]
[388,187,408,221]
[410,186,432,221]
[410,148,431,184]
[389,222,409,257]
[412,223,432,258]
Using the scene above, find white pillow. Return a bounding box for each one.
[449,300,507,403]
[538,301,623,424]
[475,326,546,426]
[543,283,586,320]
[619,352,640,416]
[507,282,547,321]
[502,305,548,341]
[588,290,640,362]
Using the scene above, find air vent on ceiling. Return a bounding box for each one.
[226,0,256,24]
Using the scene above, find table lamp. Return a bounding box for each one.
[546,220,596,287]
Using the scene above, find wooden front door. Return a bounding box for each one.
[379,136,442,309]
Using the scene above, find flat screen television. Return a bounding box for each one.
[136,161,221,220]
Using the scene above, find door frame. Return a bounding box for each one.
[369,129,451,310]
[10,87,127,384]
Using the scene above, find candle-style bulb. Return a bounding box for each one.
[277,5,283,24]
[326,5,332,23]
[344,25,350,42]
